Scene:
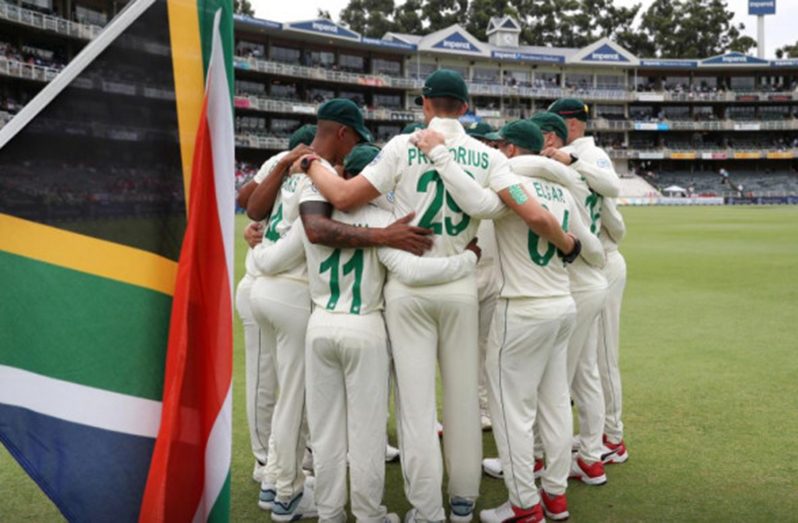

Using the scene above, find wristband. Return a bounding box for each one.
[300,155,320,172]
[559,237,582,264]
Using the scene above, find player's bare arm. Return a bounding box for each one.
[497,184,577,255]
[247,144,313,221]
[298,156,380,212]
[300,201,433,255]
[236,180,257,209]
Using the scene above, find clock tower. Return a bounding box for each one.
[487,16,521,48]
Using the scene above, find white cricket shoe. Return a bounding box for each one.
[257,481,276,511]
[479,501,545,523]
[482,457,544,480]
[270,484,319,522]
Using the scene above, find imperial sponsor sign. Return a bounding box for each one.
[288,19,360,40]
[491,50,565,64]
[432,32,482,53]
[749,0,776,15]
[703,52,769,65]
[583,43,630,63]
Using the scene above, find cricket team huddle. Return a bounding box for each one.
[235,68,629,523]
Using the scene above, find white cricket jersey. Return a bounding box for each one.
[563,137,626,252]
[492,175,576,300]
[361,117,510,260]
[297,179,479,315]
[507,155,607,292]
[245,150,289,279]
[255,163,313,283]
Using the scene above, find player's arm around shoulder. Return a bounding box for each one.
[491,172,577,255]
[601,197,627,244]
[299,191,433,255]
[565,191,605,268]
[412,130,506,219]
[572,147,620,198]
[251,219,307,275]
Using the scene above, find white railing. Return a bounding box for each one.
[0,1,101,40]
[0,56,61,82]
[606,147,798,159]
[233,95,421,122]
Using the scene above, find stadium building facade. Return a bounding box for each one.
[2,2,798,197]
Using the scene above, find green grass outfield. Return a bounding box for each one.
[2,206,798,521]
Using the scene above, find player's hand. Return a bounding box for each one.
[410,129,446,154]
[558,232,581,264]
[541,147,572,165]
[465,237,482,261]
[287,145,314,174]
[382,212,434,256]
[244,222,264,248]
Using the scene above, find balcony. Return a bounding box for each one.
[0,1,101,40]
[233,94,421,122]
[0,56,60,82]
[606,147,798,160]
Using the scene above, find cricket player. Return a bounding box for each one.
[548,99,630,464]
[300,71,580,522]
[248,100,434,520]
[256,143,483,523]
[530,110,616,485]
[466,121,500,430]
[411,120,604,522]
[234,124,315,484]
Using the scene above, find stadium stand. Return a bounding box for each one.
[1,3,798,198]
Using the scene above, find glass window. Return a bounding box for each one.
[270,81,296,99]
[236,80,265,95]
[441,65,467,79]
[596,104,625,120]
[270,46,300,64]
[308,88,335,103]
[663,106,690,119]
[374,94,402,108]
[596,75,624,89]
[504,69,530,87]
[473,67,499,84]
[339,91,366,106]
[535,72,560,88]
[270,118,300,135]
[727,106,755,119]
[373,58,401,76]
[565,73,592,89]
[413,62,437,80]
[309,50,335,68]
[236,40,264,58]
[339,54,365,72]
[729,76,755,91]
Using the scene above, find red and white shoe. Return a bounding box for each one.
[481,458,544,480]
[479,501,545,523]
[601,435,629,464]
[569,456,607,486]
[539,490,569,521]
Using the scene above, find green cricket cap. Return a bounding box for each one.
[529,112,568,143]
[498,120,544,154]
[414,69,469,105]
[343,143,381,176]
[465,121,495,139]
[288,124,317,150]
[317,98,373,142]
[548,98,590,122]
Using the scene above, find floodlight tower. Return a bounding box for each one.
[749,0,776,59]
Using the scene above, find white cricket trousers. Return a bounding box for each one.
[384,277,481,522]
[569,287,608,464]
[306,308,390,523]
[597,250,627,443]
[249,275,311,500]
[235,273,278,466]
[487,296,575,509]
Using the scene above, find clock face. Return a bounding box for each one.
[502,33,514,45]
